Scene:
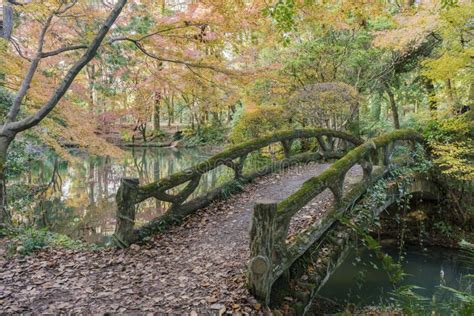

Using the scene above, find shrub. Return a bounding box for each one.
[230,106,292,143]
[5,227,95,256]
[181,124,229,146]
[422,112,473,182]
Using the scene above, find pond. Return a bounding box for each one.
[15,146,233,245]
[313,245,473,314]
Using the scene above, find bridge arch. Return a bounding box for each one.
[246,129,433,307]
[265,172,442,314]
[372,174,441,218]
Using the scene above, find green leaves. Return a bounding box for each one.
[262,0,297,44]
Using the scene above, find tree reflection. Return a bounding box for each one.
[16,147,231,244]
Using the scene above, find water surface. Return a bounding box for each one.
[315,246,473,313]
[17,146,232,244]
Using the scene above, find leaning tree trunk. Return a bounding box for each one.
[0,135,12,226]
[424,78,437,115]
[385,85,400,129]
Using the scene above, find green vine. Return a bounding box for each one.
[340,144,433,286]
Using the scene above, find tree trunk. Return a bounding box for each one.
[0,5,13,40]
[385,85,400,129]
[0,135,12,226]
[139,123,147,142]
[446,79,459,114]
[228,104,236,122]
[113,177,139,247]
[166,94,174,127]
[424,78,437,115]
[248,200,278,305]
[154,95,161,132]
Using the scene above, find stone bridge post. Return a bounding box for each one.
[113,177,139,247]
[248,200,278,305]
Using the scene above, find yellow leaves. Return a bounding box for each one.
[421,3,473,83]
[230,105,290,143]
[431,141,474,181]
[0,38,8,53]
[439,3,474,40]
[422,51,472,81]
[426,113,474,182]
[298,0,387,32]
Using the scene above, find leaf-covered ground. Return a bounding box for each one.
[0,162,361,314]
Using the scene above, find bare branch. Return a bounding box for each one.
[115,37,231,75]
[6,0,128,134]
[9,38,31,61]
[55,0,78,15]
[41,44,89,58]
[6,0,24,6]
[109,22,205,43]
[2,12,55,128]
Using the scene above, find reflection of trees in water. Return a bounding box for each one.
[19,147,231,243]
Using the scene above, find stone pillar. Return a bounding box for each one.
[113,177,139,248]
[248,200,278,305]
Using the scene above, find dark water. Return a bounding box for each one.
[316,245,473,313]
[14,146,232,244]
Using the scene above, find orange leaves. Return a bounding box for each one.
[372,9,439,52]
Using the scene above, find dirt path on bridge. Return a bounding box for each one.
[0,163,362,314]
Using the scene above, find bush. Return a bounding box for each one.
[421,112,473,182]
[4,227,95,256]
[230,106,292,143]
[181,124,229,146]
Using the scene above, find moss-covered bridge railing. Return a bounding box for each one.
[112,128,363,247]
[247,129,425,305]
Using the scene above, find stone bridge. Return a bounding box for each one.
[111,128,440,312]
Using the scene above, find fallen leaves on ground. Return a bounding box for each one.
[0,162,362,314]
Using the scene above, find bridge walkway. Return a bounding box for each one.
[0,162,362,314]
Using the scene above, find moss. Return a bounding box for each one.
[134,151,333,241]
[277,129,423,219]
[372,129,424,147]
[128,129,425,247]
[266,129,426,303]
[138,128,363,201]
[5,228,97,256]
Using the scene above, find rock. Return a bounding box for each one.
[130,244,140,251]
[206,296,218,303]
[209,303,226,315]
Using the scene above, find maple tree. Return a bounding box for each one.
[0,0,272,225]
[0,0,128,225]
[0,1,473,314]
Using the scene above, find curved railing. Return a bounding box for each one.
[247,129,424,304]
[113,128,363,247]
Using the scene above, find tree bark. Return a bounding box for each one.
[154,92,161,132]
[384,85,400,129]
[0,0,128,225]
[166,94,174,127]
[0,5,13,40]
[0,135,13,226]
[424,78,437,115]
